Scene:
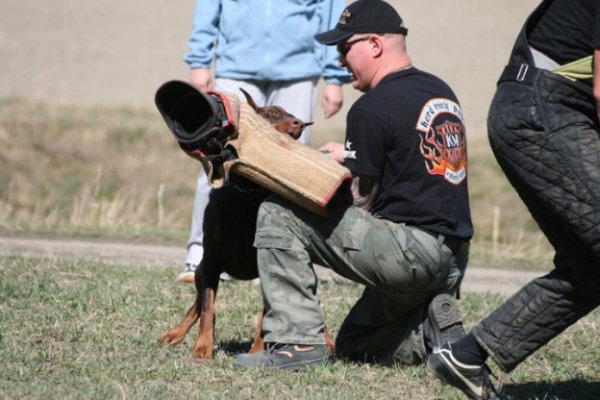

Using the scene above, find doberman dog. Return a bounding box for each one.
[160,89,335,360]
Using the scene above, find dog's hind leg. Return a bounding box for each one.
[246,309,337,355]
[248,308,266,354]
[324,327,336,355]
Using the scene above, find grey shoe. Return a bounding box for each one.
[235,343,330,371]
[425,293,466,348]
[427,343,504,400]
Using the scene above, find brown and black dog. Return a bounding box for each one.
[160,89,335,360]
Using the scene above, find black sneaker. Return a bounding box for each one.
[235,343,330,371]
[427,343,504,400]
[425,293,466,348]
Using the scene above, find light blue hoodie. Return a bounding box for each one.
[184,0,351,85]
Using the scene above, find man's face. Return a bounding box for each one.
[337,35,375,92]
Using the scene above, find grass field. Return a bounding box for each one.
[2,99,597,399]
[1,257,599,399]
[2,1,593,397]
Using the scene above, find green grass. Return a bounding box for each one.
[1,256,599,399]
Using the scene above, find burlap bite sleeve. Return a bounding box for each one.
[155,81,351,217]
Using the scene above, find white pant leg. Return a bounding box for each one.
[185,170,211,267]
[217,78,318,144]
[184,78,318,266]
[185,78,267,267]
[214,78,267,105]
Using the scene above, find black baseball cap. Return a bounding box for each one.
[315,0,408,45]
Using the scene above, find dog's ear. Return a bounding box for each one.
[239,88,259,112]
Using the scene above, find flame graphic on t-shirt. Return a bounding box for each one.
[415,98,467,185]
[420,127,447,176]
[419,121,467,184]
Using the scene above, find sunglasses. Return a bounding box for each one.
[336,35,371,57]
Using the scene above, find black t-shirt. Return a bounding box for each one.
[344,67,473,240]
[528,0,600,65]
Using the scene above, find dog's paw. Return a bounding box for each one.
[191,347,214,360]
[159,330,185,345]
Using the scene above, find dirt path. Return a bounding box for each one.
[0,236,539,297]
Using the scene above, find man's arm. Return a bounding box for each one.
[319,0,352,86]
[351,174,380,211]
[318,142,381,209]
[594,48,600,122]
[183,0,221,90]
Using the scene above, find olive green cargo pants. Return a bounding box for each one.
[254,196,468,365]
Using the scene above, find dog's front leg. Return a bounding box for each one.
[160,293,201,345]
[247,309,337,355]
[160,260,208,346]
[191,268,220,359]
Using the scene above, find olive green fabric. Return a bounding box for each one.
[254,196,469,365]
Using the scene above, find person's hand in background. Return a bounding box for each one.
[321,84,343,118]
[190,68,213,91]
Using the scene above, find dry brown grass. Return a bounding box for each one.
[0,99,197,238]
[0,98,553,269]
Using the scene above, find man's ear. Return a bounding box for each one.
[370,35,384,57]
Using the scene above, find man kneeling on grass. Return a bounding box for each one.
[235,0,473,370]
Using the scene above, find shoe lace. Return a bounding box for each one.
[265,343,288,353]
[481,363,504,399]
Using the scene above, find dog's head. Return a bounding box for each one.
[239,88,313,140]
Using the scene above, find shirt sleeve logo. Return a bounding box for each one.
[344,139,357,160]
[415,98,467,185]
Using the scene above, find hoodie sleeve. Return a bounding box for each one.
[183,0,221,69]
[318,0,351,85]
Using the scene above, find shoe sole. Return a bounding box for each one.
[428,293,465,346]
[235,353,331,371]
[177,272,195,283]
[277,357,330,371]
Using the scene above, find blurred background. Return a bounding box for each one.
[0,0,551,268]
[1,0,539,139]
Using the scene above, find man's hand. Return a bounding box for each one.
[190,68,213,91]
[321,84,343,118]
[319,142,345,164]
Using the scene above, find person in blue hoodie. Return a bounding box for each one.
[177,0,351,283]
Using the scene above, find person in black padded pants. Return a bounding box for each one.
[427,1,600,399]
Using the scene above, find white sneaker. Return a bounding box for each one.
[176,263,196,283]
[219,272,233,281]
[427,343,503,400]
